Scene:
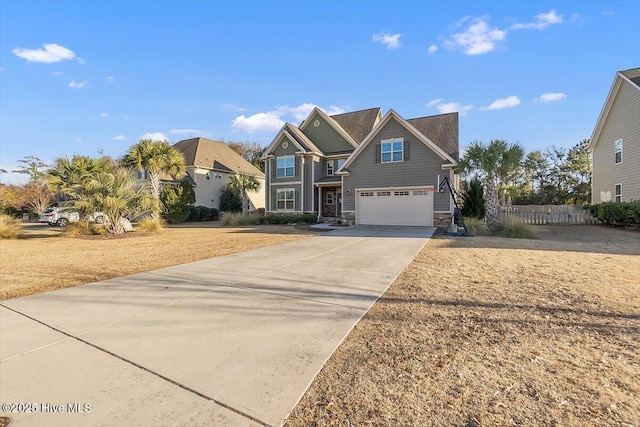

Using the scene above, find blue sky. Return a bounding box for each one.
[1,0,639,184]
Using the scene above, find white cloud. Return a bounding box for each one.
[232,103,347,133]
[438,102,473,116]
[443,17,506,55]
[99,113,109,118]
[53,71,63,75]
[372,32,402,49]
[112,135,128,141]
[485,96,521,110]
[426,98,443,107]
[536,92,566,102]
[12,43,77,63]
[69,80,89,89]
[511,9,563,30]
[106,76,114,82]
[428,45,439,54]
[139,132,168,141]
[232,113,284,133]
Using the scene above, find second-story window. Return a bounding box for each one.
[276,155,295,177]
[381,139,404,163]
[326,160,334,176]
[615,139,623,164]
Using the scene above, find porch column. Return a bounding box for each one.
[317,187,322,222]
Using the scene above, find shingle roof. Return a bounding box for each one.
[620,67,640,89]
[172,138,264,177]
[330,108,381,144]
[406,112,459,161]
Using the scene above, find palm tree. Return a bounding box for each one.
[46,155,115,202]
[120,140,185,219]
[457,140,524,232]
[228,173,261,215]
[78,168,153,235]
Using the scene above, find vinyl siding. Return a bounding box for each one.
[271,139,299,156]
[592,80,640,203]
[343,117,451,211]
[303,156,314,211]
[301,113,354,153]
[270,184,302,212]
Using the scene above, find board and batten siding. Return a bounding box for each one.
[342,117,452,212]
[592,79,640,203]
[301,113,354,153]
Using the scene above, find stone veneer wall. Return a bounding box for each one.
[433,213,452,228]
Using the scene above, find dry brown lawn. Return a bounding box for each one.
[0,222,313,300]
[286,225,640,427]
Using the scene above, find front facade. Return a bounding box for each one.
[172,138,265,210]
[589,68,640,203]
[263,108,459,227]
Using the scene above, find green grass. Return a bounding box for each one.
[496,217,537,239]
[0,214,23,239]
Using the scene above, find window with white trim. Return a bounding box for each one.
[377,191,391,196]
[615,139,622,164]
[325,191,334,204]
[360,191,374,197]
[413,190,428,195]
[615,184,622,203]
[276,188,295,210]
[276,155,295,177]
[394,191,410,196]
[326,160,334,176]
[381,139,404,163]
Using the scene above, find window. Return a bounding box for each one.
[615,139,622,164]
[381,139,404,163]
[326,160,334,176]
[394,191,410,196]
[276,188,295,210]
[377,191,391,196]
[413,190,428,195]
[325,191,334,204]
[276,156,295,177]
[615,184,622,203]
[360,191,374,197]
[337,159,346,170]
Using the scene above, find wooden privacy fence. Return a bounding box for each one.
[500,205,598,225]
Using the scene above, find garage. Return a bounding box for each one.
[356,188,434,226]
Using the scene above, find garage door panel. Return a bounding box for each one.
[356,189,433,226]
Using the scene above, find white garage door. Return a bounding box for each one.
[356,188,433,226]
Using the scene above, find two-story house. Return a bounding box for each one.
[263,107,458,227]
[588,68,640,203]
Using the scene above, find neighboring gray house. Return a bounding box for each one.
[263,107,458,226]
[589,68,640,203]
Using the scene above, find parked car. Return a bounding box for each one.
[88,212,105,224]
[39,207,80,227]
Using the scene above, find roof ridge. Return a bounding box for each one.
[407,112,458,121]
[330,107,381,118]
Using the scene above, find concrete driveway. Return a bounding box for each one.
[0,225,434,426]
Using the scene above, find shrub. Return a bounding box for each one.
[220,212,261,226]
[263,213,317,224]
[60,221,105,237]
[219,184,242,213]
[196,206,212,221]
[462,179,485,219]
[136,217,164,233]
[188,206,201,221]
[589,202,640,226]
[0,214,23,239]
[496,217,537,239]
[462,217,490,235]
[160,183,191,223]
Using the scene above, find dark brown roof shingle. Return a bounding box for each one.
[406,112,459,161]
[330,107,381,144]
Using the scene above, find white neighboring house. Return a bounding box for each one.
[588,68,640,203]
[168,137,265,211]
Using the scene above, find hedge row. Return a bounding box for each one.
[262,213,317,224]
[588,202,640,226]
[188,206,220,222]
